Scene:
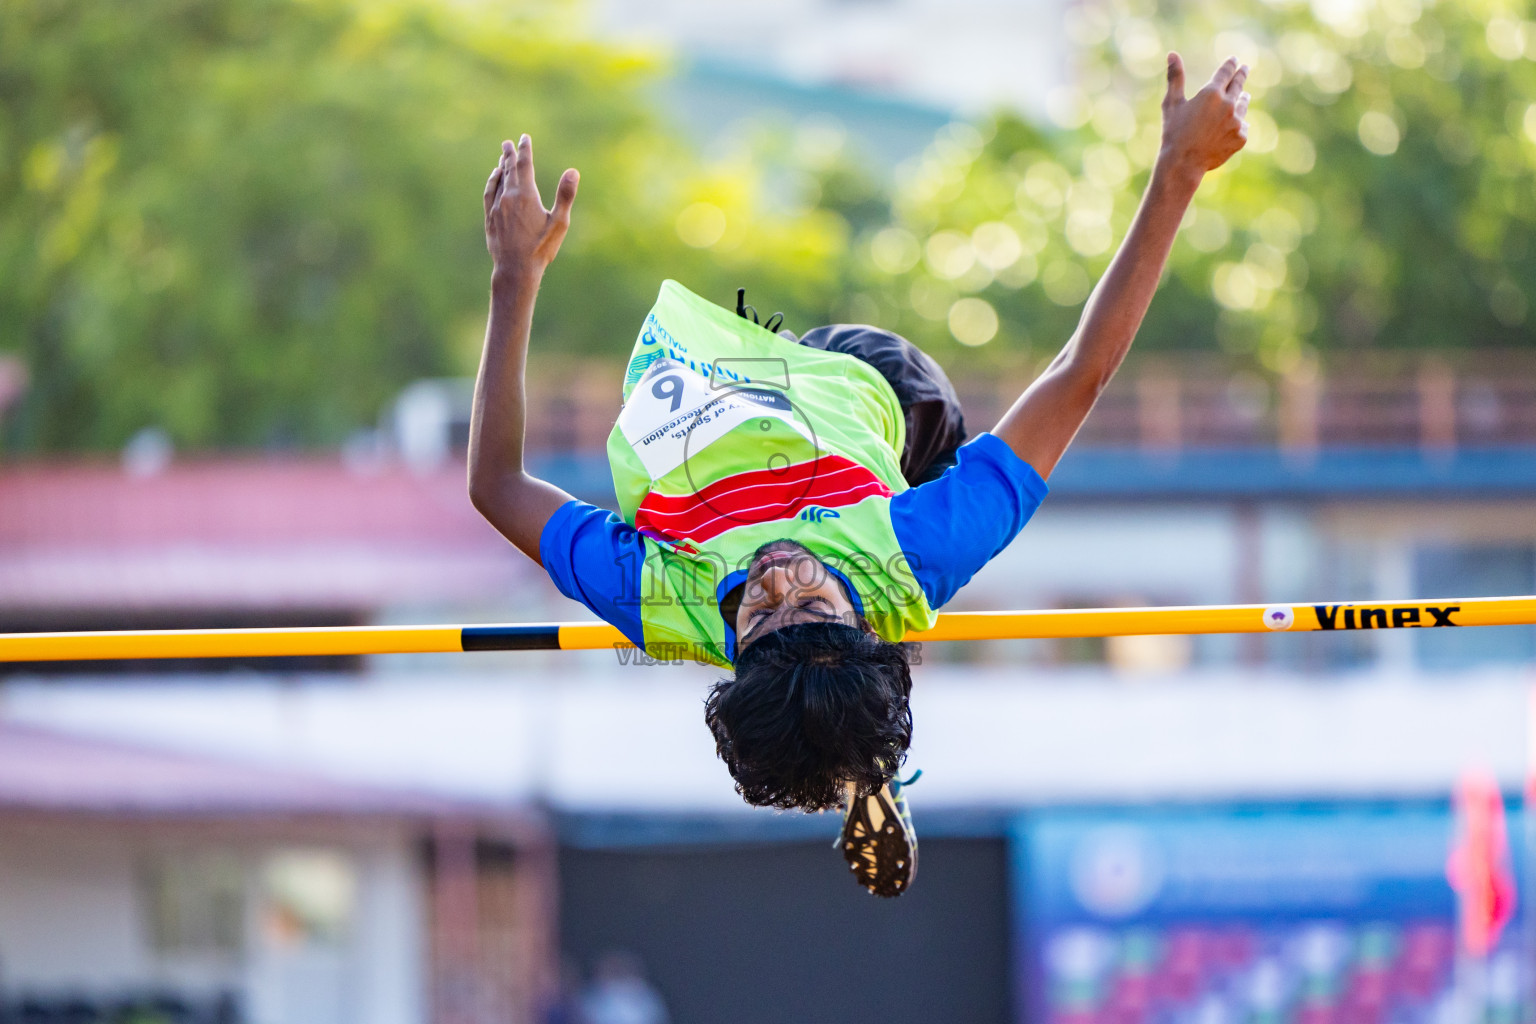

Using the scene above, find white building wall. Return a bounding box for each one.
[907,670,1531,804]
[2,665,1528,815]
[0,822,426,1024]
[966,504,1246,610]
[0,825,148,989]
[351,841,426,1024]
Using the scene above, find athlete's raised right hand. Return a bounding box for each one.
[484,134,579,279]
[1158,53,1250,180]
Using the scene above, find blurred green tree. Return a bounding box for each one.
[0,0,853,452]
[849,0,1536,376]
[11,0,1533,453]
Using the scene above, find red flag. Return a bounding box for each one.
[1446,768,1516,957]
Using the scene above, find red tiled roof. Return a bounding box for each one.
[0,459,493,546]
[0,720,511,819]
[0,460,540,611]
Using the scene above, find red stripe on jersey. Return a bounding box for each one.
[637,461,873,522]
[635,455,891,545]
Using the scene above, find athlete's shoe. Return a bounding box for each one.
[836,770,920,898]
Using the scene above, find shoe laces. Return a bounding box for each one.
[735,287,785,334]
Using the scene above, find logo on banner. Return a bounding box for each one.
[1069,826,1165,919]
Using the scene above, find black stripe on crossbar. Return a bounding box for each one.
[460,625,562,651]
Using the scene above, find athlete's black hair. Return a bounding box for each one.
[704,620,913,812]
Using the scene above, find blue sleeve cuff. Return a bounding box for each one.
[539,500,647,647]
[962,432,1049,504]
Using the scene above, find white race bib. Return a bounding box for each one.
[617,359,812,480]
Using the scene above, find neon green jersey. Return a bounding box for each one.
[605,281,937,667]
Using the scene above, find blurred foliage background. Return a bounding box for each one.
[861,0,1536,376]
[1,0,1533,452]
[0,0,852,451]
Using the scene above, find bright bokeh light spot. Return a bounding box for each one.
[1309,49,1353,94]
[972,222,1023,271]
[1245,111,1280,154]
[1092,96,1138,143]
[793,115,847,168]
[1012,213,1050,255]
[263,850,356,948]
[1245,48,1285,90]
[1310,0,1370,37]
[938,121,987,160]
[1066,212,1113,256]
[1042,261,1092,306]
[1487,18,1526,61]
[1254,207,1304,252]
[1245,243,1289,289]
[1046,87,1092,130]
[1108,633,1193,674]
[1063,3,1113,46]
[1213,262,1260,310]
[1184,207,1231,253]
[1213,30,1261,72]
[1019,161,1071,212]
[1523,104,1536,145]
[1115,19,1165,79]
[1278,31,1320,77]
[925,230,975,280]
[870,227,921,275]
[948,297,999,346]
[1126,122,1161,169]
[1274,131,1317,174]
[906,157,967,206]
[675,202,726,248]
[24,142,64,191]
[1380,0,1422,26]
[1385,29,1427,68]
[954,260,995,294]
[996,252,1040,289]
[1083,144,1131,188]
[1067,182,1114,219]
[1358,111,1402,155]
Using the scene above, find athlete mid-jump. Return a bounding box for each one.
[468,53,1251,897]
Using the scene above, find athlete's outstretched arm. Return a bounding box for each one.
[993,53,1250,479]
[467,135,581,565]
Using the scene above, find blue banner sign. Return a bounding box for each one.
[1011,804,1525,1024]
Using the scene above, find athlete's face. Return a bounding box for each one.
[735,540,859,648]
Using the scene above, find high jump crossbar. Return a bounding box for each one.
[1,595,1534,662]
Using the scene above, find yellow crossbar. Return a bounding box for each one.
[1,596,1533,662]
